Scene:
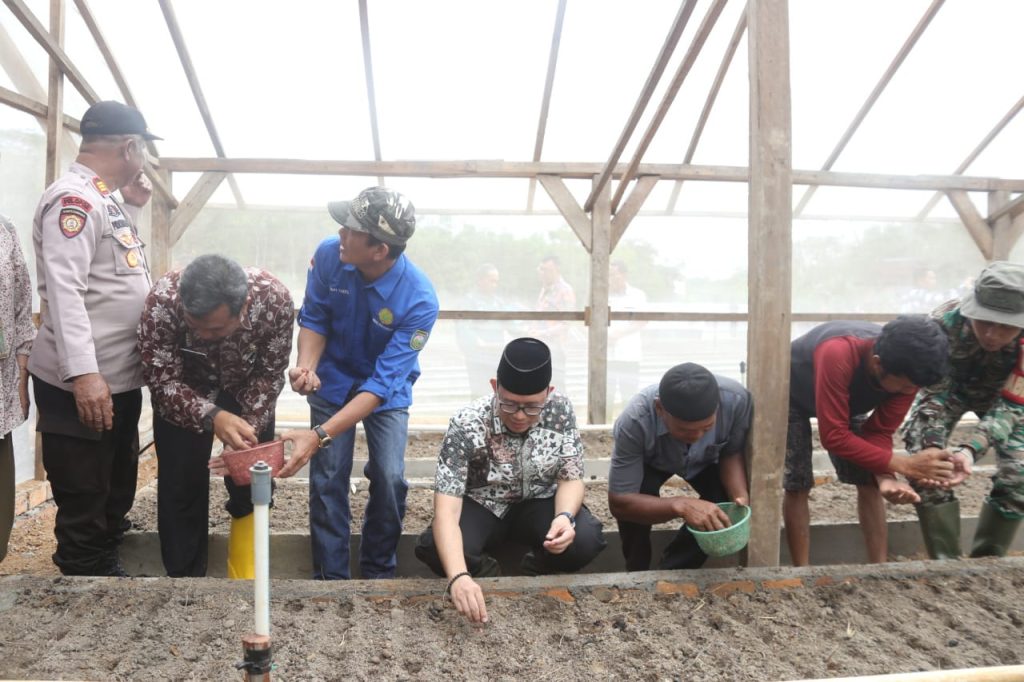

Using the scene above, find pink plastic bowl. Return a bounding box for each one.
[220,440,285,486]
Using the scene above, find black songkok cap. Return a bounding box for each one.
[658,363,720,421]
[497,338,552,395]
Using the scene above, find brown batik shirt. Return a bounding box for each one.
[138,267,294,433]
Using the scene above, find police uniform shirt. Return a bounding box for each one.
[609,378,752,493]
[28,162,151,394]
[298,235,439,410]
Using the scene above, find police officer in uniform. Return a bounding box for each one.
[279,186,439,580]
[28,101,159,576]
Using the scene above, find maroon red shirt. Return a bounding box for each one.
[138,268,294,433]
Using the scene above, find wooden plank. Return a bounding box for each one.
[537,174,592,251]
[988,193,1024,224]
[527,0,567,211]
[156,0,244,208]
[945,190,993,260]
[149,169,173,278]
[357,0,384,187]
[610,175,658,251]
[793,0,945,217]
[746,0,792,568]
[2,0,98,102]
[157,158,1024,191]
[169,171,226,245]
[584,0,696,212]
[44,0,64,186]
[989,190,1014,261]
[588,175,611,425]
[610,0,728,214]
[917,93,1024,220]
[0,84,80,131]
[667,8,747,213]
[437,310,898,323]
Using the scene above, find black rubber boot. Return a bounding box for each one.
[969,499,1022,558]
[915,500,962,559]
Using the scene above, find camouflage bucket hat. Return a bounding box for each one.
[327,186,416,246]
[960,261,1024,328]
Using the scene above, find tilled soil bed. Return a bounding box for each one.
[1,562,1022,681]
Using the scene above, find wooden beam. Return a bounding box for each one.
[610,0,728,214]
[988,193,1024,224]
[438,310,899,323]
[588,175,611,425]
[157,158,1024,192]
[149,169,173,278]
[584,0,696,211]
[537,174,591,251]
[989,190,1016,262]
[945,190,993,260]
[0,84,79,131]
[667,8,746,213]
[44,0,64,185]
[917,94,1024,220]
[793,0,945,217]
[527,0,567,211]
[2,0,98,103]
[169,171,226,245]
[357,0,384,187]
[157,0,244,208]
[746,0,792,568]
[611,175,659,251]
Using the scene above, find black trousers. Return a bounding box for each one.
[617,462,727,571]
[415,496,607,577]
[34,377,141,576]
[154,392,274,577]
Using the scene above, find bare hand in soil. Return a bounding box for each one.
[278,429,319,477]
[675,498,730,531]
[72,372,113,431]
[893,447,954,483]
[543,516,575,554]
[288,367,321,395]
[450,575,488,624]
[212,411,257,450]
[877,476,920,505]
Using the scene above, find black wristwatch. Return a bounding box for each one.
[312,424,333,449]
[555,511,576,528]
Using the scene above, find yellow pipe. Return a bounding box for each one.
[790,665,1024,682]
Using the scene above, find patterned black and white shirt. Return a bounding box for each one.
[433,392,585,518]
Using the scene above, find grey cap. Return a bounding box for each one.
[327,186,416,247]
[960,261,1024,328]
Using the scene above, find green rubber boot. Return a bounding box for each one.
[969,499,1022,558]
[915,500,962,560]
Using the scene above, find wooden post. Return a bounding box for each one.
[990,191,1014,261]
[745,0,792,567]
[44,0,64,185]
[588,175,611,425]
[150,169,173,277]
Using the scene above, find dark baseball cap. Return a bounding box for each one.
[960,261,1024,328]
[80,100,161,140]
[327,186,416,246]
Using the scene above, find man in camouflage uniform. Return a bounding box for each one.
[901,261,1024,558]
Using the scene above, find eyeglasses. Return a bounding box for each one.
[495,396,546,417]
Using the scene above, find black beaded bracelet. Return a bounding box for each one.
[445,571,472,596]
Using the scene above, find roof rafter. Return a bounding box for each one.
[584,0,696,212]
[666,6,746,213]
[358,0,384,187]
[610,0,728,214]
[526,0,567,211]
[793,0,945,217]
[157,0,244,208]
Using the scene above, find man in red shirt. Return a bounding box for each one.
[783,316,954,566]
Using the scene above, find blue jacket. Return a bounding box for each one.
[298,236,439,410]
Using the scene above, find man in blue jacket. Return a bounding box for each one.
[280,187,439,579]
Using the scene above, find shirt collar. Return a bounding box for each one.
[355,254,407,300]
[488,394,549,438]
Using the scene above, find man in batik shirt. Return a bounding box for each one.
[415,337,606,624]
[138,254,293,578]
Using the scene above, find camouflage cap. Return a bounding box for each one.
[327,187,416,247]
[960,261,1024,328]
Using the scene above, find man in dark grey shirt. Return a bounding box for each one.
[608,363,751,571]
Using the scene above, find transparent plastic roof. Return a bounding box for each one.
[0,0,1020,218]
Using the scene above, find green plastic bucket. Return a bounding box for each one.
[686,503,751,557]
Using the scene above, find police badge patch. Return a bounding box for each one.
[410,329,429,351]
[378,308,394,326]
[59,207,87,238]
[125,250,139,268]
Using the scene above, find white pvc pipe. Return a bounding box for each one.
[795,665,1024,682]
[254,501,270,636]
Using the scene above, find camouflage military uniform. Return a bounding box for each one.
[901,300,1022,506]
